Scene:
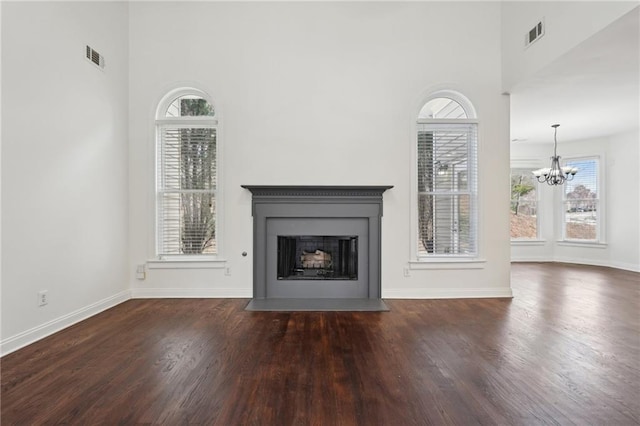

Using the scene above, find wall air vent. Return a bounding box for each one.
[525,19,545,48]
[85,45,105,70]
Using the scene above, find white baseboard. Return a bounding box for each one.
[1,290,131,357]
[608,261,640,273]
[552,257,640,273]
[131,287,252,298]
[383,287,513,299]
[510,256,553,263]
[511,257,640,273]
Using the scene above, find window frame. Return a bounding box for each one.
[154,87,222,261]
[559,155,603,244]
[411,90,480,263]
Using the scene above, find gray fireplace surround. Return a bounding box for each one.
[242,185,392,311]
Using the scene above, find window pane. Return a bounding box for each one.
[165,96,215,117]
[564,200,598,240]
[158,125,217,256]
[563,159,598,241]
[159,192,216,255]
[417,122,477,257]
[510,169,538,239]
[418,97,467,119]
[418,193,474,255]
[418,193,434,253]
[417,131,434,192]
[418,127,471,192]
[160,128,217,190]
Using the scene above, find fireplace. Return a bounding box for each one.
[277,235,358,280]
[242,185,392,311]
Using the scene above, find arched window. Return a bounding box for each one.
[155,88,218,257]
[416,91,477,257]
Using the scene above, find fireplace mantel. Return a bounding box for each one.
[242,185,393,311]
[241,185,393,214]
[241,185,393,196]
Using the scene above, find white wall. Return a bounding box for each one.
[128,2,512,299]
[1,2,130,355]
[0,1,3,346]
[501,1,638,92]
[511,129,640,272]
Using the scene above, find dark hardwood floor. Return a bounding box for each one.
[2,263,639,425]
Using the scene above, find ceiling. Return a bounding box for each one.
[510,7,639,145]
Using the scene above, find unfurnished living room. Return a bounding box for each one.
[1,1,639,424]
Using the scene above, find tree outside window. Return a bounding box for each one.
[510,169,538,239]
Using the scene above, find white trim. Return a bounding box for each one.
[551,257,640,273]
[409,258,486,270]
[156,119,217,127]
[0,290,131,357]
[511,259,639,273]
[417,118,478,125]
[511,256,553,262]
[557,241,607,248]
[559,154,605,243]
[607,261,640,273]
[411,117,479,261]
[511,239,546,246]
[383,287,512,299]
[146,259,226,269]
[131,287,251,298]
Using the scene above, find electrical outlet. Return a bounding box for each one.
[136,264,146,280]
[225,266,232,276]
[403,267,411,278]
[38,290,48,306]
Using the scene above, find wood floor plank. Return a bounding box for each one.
[1,263,639,425]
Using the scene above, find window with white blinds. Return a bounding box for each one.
[156,90,218,257]
[417,122,478,256]
[562,157,599,241]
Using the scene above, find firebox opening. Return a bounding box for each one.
[277,235,358,280]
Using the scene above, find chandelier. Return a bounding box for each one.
[532,124,578,185]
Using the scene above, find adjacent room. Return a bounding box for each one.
[1,1,638,424]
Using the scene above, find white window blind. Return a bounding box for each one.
[510,168,538,239]
[157,125,217,256]
[417,122,477,256]
[563,158,599,241]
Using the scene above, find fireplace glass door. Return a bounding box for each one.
[277,235,358,280]
[266,218,369,298]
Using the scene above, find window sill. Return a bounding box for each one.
[557,241,607,249]
[409,258,487,270]
[147,258,227,269]
[511,239,546,246]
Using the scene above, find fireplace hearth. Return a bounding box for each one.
[242,185,392,311]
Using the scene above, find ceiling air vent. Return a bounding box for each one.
[85,45,105,70]
[525,19,545,48]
